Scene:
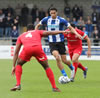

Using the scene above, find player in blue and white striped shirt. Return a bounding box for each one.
[35,8,82,81]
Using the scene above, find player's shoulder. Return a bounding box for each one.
[57,16,68,23]
[42,16,51,20]
[57,16,66,20]
[75,28,85,35]
[75,28,83,33]
[19,31,28,38]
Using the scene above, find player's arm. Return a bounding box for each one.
[84,36,91,57]
[63,18,82,39]
[35,23,42,30]
[35,17,47,30]
[12,43,22,75]
[68,25,82,39]
[42,31,66,36]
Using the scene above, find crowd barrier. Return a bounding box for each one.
[0,45,100,60]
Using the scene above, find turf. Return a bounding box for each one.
[0,59,100,98]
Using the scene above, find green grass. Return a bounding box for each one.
[0,59,100,98]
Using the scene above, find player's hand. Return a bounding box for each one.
[64,30,70,34]
[87,50,91,57]
[11,66,16,75]
[76,34,83,39]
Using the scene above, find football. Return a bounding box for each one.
[58,76,70,84]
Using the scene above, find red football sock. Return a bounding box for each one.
[78,62,86,71]
[73,62,78,75]
[45,68,56,89]
[15,65,22,86]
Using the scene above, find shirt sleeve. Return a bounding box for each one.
[39,17,48,25]
[62,18,70,27]
[76,29,87,39]
[39,30,45,37]
[16,36,22,45]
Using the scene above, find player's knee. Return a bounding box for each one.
[39,60,49,70]
[62,59,67,64]
[17,60,23,66]
[72,58,77,63]
[17,61,22,66]
[55,55,61,61]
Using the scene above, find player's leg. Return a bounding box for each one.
[49,42,68,77]
[72,53,80,74]
[35,46,61,92]
[58,42,74,71]
[61,54,74,70]
[73,47,88,78]
[11,58,27,91]
[61,54,75,80]
[58,42,75,79]
[72,47,83,75]
[11,47,32,91]
[78,62,86,71]
[52,50,64,70]
[69,53,80,82]
[78,62,88,78]
[52,50,68,78]
[39,60,60,92]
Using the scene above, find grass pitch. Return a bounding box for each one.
[0,59,100,98]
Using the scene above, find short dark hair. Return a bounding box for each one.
[27,24,34,31]
[49,7,57,12]
[71,23,76,28]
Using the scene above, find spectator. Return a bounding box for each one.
[77,16,85,30]
[64,4,71,18]
[45,12,49,17]
[82,26,88,35]
[0,9,5,20]
[34,17,40,27]
[31,5,38,24]
[92,9,98,24]
[5,16,13,38]
[82,26,88,46]
[85,20,93,37]
[47,4,54,16]
[79,6,83,17]
[93,26,99,46]
[86,16,91,23]
[97,19,100,37]
[12,18,19,29]
[0,18,4,37]
[11,25,19,45]
[15,3,22,16]
[72,4,80,20]
[71,17,78,26]
[35,8,40,19]
[39,8,45,20]
[6,5,14,16]
[21,4,29,26]
[7,12,13,19]
[66,17,71,22]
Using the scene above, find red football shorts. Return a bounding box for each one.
[68,47,82,60]
[19,45,47,62]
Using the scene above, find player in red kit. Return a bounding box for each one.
[64,24,91,82]
[10,24,67,92]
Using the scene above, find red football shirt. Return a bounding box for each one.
[64,28,87,49]
[16,30,44,47]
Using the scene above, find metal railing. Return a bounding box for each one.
[0,37,100,46]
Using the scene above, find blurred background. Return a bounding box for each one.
[0,0,100,45]
[0,0,100,60]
